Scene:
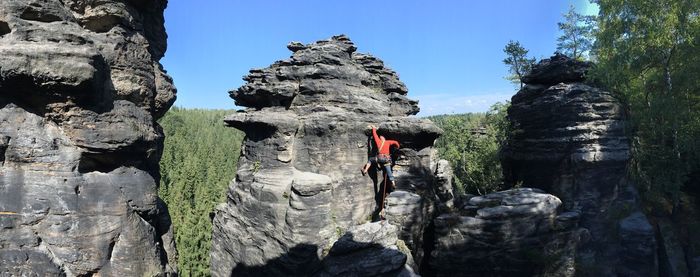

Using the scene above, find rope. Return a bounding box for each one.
[380,170,388,220]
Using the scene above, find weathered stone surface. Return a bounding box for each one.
[656,218,688,277]
[433,159,455,212]
[692,256,700,277]
[0,0,176,275]
[617,212,657,277]
[321,222,414,277]
[211,35,444,276]
[502,54,655,276]
[431,188,582,277]
[521,52,592,85]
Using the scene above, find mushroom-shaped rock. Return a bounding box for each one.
[211,35,447,276]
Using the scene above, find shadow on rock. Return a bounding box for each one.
[229,222,416,277]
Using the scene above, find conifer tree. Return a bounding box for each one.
[503,40,535,89]
[557,5,596,60]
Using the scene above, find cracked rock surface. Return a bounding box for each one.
[0,0,176,275]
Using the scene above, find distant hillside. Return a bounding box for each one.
[426,102,510,195]
[158,107,244,276]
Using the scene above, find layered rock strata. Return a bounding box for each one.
[321,222,418,277]
[431,188,583,277]
[211,35,447,276]
[501,53,656,276]
[0,0,176,276]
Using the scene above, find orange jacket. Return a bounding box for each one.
[372,127,400,155]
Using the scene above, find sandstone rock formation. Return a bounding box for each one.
[210,35,448,276]
[431,188,583,277]
[0,0,177,275]
[501,53,656,276]
[321,222,418,277]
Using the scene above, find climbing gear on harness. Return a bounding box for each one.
[377,153,391,165]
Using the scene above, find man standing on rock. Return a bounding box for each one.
[368,125,400,192]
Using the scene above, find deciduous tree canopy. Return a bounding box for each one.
[591,0,700,211]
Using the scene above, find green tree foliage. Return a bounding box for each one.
[557,5,596,60]
[591,0,700,211]
[428,102,511,195]
[158,107,244,276]
[503,40,535,89]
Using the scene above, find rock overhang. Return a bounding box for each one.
[211,35,450,276]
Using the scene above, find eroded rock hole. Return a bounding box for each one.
[78,151,143,173]
[20,7,62,23]
[0,21,10,36]
[0,136,9,163]
[83,15,122,33]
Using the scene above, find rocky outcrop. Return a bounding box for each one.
[321,222,418,277]
[520,53,592,86]
[0,0,176,276]
[501,54,656,276]
[211,35,446,276]
[618,212,657,276]
[431,188,583,277]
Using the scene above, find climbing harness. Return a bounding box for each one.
[377,154,391,166]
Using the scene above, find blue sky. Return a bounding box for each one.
[162,1,597,116]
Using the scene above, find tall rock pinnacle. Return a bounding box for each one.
[502,54,657,276]
[0,0,177,275]
[211,35,451,276]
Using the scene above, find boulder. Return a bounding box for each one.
[431,188,582,277]
[617,212,657,277]
[0,0,176,275]
[321,222,415,276]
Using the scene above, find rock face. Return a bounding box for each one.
[431,188,583,277]
[618,212,657,276]
[210,35,447,276]
[321,222,417,277]
[501,54,656,276]
[520,53,592,86]
[0,1,176,276]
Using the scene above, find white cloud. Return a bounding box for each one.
[415,93,513,117]
[581,0,600,16]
